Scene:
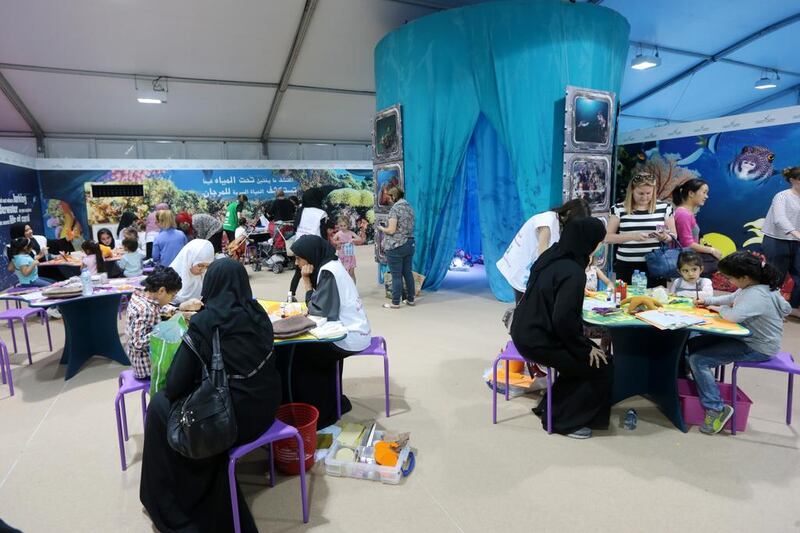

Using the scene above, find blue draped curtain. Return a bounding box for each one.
[375,0,629,300]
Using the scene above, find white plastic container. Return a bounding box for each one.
[324,431,414,485]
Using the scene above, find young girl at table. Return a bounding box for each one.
[96,228,116,258]
[670,251,713,299]
[10,237,52,287]
[333,215,366,282]
[125,266,182,379]
[584,249,612,353]
[689,251,791,434]
[80,240,106,275]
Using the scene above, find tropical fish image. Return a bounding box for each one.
[729,146,775,182]
[673,133,720,167]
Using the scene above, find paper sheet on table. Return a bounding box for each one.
[309,321,347,340]
[636,310,706,330]
[583,297,607,311]
[19,292,44,301]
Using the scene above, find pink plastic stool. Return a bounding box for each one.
[730,351,800,435]
[115,370,150,470]
[228,420,309,532]
[0,339,13,396]
[492,341,555,433]
[0,307,52,364]
[335,336,390,419]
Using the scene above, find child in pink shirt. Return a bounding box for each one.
[332,216,365,282]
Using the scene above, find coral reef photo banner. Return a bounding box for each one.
[617,120,800,255]
[38,168,375,245]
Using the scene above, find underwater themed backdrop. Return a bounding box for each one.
[37,168,375,247]
[0,161,43,290]
[617,120,800,256]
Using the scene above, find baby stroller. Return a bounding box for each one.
[256,220,295,274]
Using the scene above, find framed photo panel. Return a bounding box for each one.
[374,161,404,214]
[564,86,616,154]
[372,104,403,163]
[562,153,611,212]
[374,214,388,264]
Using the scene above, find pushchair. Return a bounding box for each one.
[255,220,295,274]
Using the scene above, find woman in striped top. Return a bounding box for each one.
[605,172,676,286]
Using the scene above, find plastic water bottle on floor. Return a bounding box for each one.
[80,268,93,297]
[624,408,638,430]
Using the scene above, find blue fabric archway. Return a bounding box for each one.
[375,0,630,301]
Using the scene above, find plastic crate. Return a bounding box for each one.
[677,378,752,432]
[324,431,415,484]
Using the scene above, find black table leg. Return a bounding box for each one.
[610,327,690,432]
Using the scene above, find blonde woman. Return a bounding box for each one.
[605,172,676,286]
[152,209,188,267]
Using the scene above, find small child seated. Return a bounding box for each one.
[80,240,106,275]
[118,237,145,277]
[670,251,713,299]
[125,266,183,379]
[10,237,51,287]
[583,255,612,352]
[688,252,790,434]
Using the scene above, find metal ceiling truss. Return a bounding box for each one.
[260,0,319,150]
[0,71,44,152]
[726,81,800,116]
[623,12,800,111]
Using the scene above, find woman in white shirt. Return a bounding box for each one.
[288,188,329,299]
[762,166,800,309]
[275,235,371,427]
[497,198,590,303]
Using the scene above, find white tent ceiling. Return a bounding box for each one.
[1,0,798,150]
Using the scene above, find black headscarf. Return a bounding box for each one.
[291,235,338,287]
[529,217,606,287]
[301,188,325,209]
[187,259,273,372]
[8,223,39,255]
[117,212,138,237]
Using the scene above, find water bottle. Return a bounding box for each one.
[624,408,638,430]
[287,291,294,303]
[80,268,93,297]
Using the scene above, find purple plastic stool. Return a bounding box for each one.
[492,341,555,433]
[0,307,52,364]
[730,351,800,435]
[335,336,390,419]
[115,369,150,470]
[228,420,309,533]
[0,339,13,396]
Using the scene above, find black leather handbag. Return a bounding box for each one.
[167,329,238,459]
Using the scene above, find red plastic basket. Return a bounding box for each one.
[273,403,319,475]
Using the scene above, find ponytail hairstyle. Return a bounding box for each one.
[552,198,591,228]
[81,239,107,273]
[717,250,783,291]
[781,166,800,184]
[10,237,31,257]
[672,178,708,206]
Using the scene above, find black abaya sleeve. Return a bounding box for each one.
[551,271,593,360]
[164,342,201,401]
[306,271,340,320]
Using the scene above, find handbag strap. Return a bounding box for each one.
[182,333,210,380]
[183,329,272,381]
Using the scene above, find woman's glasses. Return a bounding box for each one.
[631,173,656,184]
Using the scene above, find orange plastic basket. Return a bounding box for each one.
[273,403,319,475]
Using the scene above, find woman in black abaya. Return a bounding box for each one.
[140,259,281,533]
[510,217,611,439]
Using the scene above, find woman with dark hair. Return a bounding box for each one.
[376,185,416,308]
[672,178,720,273]
[276,235,371,427]
[511,217,611,438]
[497,198,591,303]
[288,188,329,298]
[6,222,46,273]
[116,211,139,242]
[606,172,676,286]
[689,251,790,434]
[140,259,282,533]
[761,166,800,311]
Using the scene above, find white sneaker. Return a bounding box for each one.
[47,307,62,319]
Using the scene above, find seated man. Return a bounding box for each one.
[125,266,182,379]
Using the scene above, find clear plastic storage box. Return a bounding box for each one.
[324,430,415,484]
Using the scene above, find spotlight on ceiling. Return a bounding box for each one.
[136,76,168,104]
[754,70,780,90]
[631,45,660,70]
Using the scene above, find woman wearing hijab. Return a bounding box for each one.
[288,188,329,298]
[140,259,282,533]
[6,222,46,272]
[192,213,224,253]
[116,211,139,242]
[510,217,611,439]
[277,235,371,427]
[169,239,215,304]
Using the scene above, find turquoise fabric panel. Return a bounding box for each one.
[375,0,629,299]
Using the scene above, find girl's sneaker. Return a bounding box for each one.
[700,405,734,435]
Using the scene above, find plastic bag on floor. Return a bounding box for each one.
[484,365,547,398]
[149,313,188,395]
